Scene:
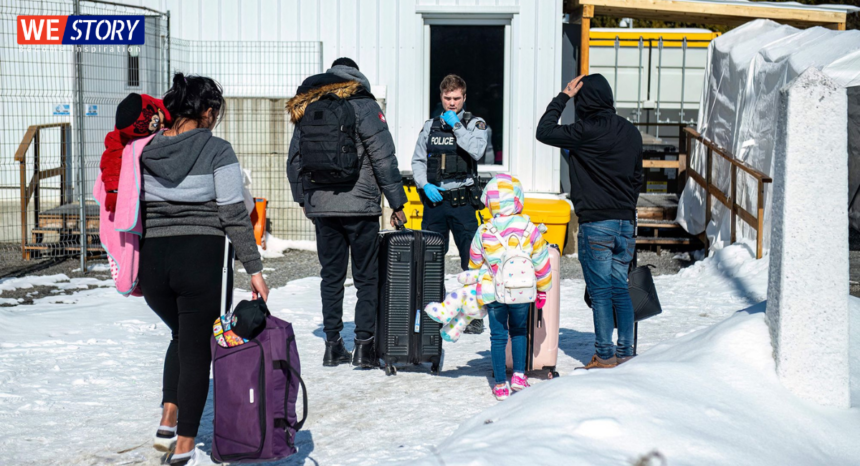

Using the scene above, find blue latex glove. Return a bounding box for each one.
[441,110,460,128]
[423,184,445,203]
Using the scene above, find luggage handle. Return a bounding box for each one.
[284,363,308,432]
[281,336,308,434]
[221,236,234,314]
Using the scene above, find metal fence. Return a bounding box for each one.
[590,34,713,145]
[170,40,322,242]
[0,0,322,272]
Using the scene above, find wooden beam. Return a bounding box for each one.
[566,0,847,28]
[687,167,706,188]
[708,184,730,209]
[579,5,593,76]
[642,160,681,169]
[685,127,772,183]
[15,127,37,163]
[735,204,756,228]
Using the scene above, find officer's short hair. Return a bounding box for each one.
[439,75,466,95]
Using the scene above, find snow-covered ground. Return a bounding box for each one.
[0,242,856,465]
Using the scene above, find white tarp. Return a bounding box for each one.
[677,19,860,252]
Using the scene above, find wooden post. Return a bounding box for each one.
[757,180,765,260]
[678,125,688,194]
[60,126,67,206]
[33,130,40,225]
[19,145,27,260]
[730,164,737,244]
[579,5,594,76]
[705,147,712,243]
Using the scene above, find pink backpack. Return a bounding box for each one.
[93,132,158,296]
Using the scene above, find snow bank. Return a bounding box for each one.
[258,232,317,258]
[411,301,860,466]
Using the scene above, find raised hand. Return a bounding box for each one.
[563,75,585,98]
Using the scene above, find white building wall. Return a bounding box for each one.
[113,0,564,193]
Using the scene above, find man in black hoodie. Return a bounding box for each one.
[536,74,643,369]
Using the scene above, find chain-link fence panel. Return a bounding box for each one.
[1,1,322,272]
[0,0,168,273]
[170,40,321,242]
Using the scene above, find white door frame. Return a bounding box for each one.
[421,14,515,173]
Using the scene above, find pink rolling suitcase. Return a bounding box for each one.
[505,244,561,379]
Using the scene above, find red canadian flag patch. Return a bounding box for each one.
[378,112,386,123]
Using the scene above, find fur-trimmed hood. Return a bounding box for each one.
[286,80,363,124]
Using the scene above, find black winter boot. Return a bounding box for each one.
[351,337,379,369]
[323,338,352,367]
[464,318,484,334]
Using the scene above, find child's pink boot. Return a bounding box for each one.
[492,382,510,401]
[511,372,530,392]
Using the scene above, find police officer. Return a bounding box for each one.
[412,74,489,334]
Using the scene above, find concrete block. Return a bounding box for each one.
[767,68,850,408]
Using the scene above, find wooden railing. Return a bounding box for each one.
[15,123,72,259]
[631,122,688,192]
[683,127,772,259]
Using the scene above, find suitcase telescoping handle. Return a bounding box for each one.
[221,235,234,314]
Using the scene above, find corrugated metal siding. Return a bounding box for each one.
[114,0,563,193]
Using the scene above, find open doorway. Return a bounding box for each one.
[429,25,505,166]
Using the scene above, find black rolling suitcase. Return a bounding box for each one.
[376,227,445,376]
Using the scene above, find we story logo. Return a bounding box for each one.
[17,15,145,45]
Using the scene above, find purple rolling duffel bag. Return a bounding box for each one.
[210,315,307,463]
[210,236,308,463]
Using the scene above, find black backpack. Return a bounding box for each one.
[298,94,360,186]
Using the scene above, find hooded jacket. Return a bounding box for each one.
[286,66,407,217]
[140,128,262,274]
[468,174,552,304]
[536,74,643,224]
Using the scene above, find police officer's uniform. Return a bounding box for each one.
[411,111,489,270]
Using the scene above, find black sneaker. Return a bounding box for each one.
[351,337,380,368]
[323,338,352,367]
[464,319,484,334]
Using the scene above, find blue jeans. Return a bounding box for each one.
[486,301,530,384]
[578,220,636,359]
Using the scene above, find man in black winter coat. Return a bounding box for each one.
[536,74,643,370]
[287,57,408,369]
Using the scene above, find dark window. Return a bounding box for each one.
[127,46,140,87]
[430,25,505,165]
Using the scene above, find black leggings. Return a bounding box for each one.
[139,235,231,438]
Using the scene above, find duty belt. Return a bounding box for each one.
[442,186,469,207]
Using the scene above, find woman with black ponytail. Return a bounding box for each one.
[138,73,268,465]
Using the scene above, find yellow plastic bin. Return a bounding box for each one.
[402,185,425,231]
[521,197,572,249]
[401,185,571,249]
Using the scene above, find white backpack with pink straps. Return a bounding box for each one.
[488,226,536,304]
